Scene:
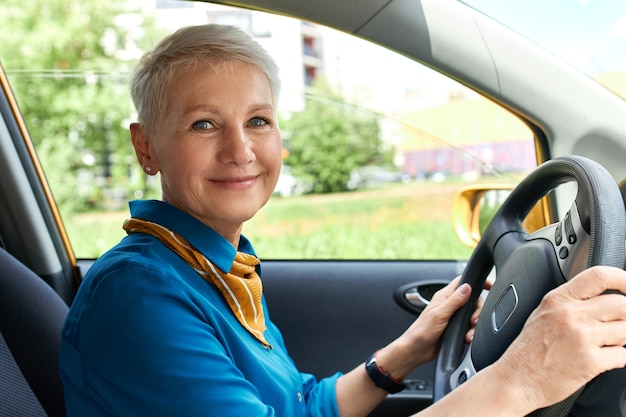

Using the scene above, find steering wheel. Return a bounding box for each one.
[433,155,626,416]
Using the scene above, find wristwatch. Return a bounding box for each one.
[365,351,406,394]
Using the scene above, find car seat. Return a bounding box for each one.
[0,247,68,416]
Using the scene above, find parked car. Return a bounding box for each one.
[1,0,625,416]
[273,165,311,197]
[347,166,411,190]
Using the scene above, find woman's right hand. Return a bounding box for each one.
[493,265,626,411]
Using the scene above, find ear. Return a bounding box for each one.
[130,123,159,175]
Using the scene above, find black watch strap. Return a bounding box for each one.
[365,351,406,394]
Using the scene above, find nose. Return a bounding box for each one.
[219,126,255,165]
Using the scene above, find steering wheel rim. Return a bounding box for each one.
[433,155,626,415]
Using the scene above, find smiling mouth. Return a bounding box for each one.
[212,176,259,190]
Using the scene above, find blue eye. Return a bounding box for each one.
[249,118,268,127]
[192,120,214,130]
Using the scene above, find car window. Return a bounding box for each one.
[0,0,536,260]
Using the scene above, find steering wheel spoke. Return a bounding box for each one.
[448,344,477,390]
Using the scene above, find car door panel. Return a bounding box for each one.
[261,259,466,416]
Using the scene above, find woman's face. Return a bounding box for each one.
[132,60,282,244]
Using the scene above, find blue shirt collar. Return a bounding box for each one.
[128,200,256,274]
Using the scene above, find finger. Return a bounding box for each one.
[593,320,626,348]
[436,282,472,318]
[434,276,462,298]
[582,292,626,323]
[599,346,626,372]
[428,276,463,307]
[562,266,626,300]
[471,307,481,325]
[469,288,490,324]
[422,281,472,330]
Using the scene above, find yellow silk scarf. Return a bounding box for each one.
[123,217,270,348]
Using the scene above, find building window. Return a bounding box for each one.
[303,35,317,58]
[206,11,271,37]
[304,66,317,86]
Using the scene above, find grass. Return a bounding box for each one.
[65,181,474,260]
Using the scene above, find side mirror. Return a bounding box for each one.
[452,184,548,248]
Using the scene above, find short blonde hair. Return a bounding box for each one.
[130,24,281,138]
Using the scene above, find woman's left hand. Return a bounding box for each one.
[375,275,490,380]
[412,276,489,358]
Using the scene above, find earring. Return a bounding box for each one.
[144,166,152,173]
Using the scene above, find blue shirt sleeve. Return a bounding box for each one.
[301,372,342,417]
[61,253,341,417]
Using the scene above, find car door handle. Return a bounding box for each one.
[394,281,448,315]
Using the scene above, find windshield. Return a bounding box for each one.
[463,0,626,100]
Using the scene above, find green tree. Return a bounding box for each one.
[0,0,162,212]
[282,80,382,193]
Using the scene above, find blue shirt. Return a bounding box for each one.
[60,199,340,416]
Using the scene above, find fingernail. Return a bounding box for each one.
[457,283,470,295]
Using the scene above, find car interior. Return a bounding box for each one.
[1,0,626,416]
[2,175,626,417]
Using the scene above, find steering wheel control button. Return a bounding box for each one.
[491,284,519,333]
[563,211,577,244]
[559,246,569,259]
[564,211,572,228]
[567,233,577,244]
[404,379,429,391]
[457,370,468,386]
[555,224,562,246]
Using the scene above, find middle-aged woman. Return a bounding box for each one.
[60,24,626,417]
